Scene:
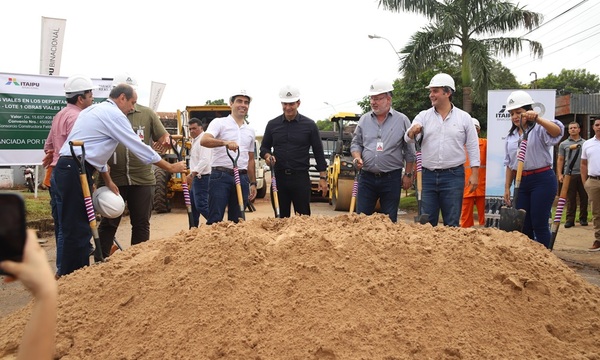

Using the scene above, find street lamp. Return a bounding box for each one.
[368,34,402,60]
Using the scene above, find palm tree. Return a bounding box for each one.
[378,0,543,113]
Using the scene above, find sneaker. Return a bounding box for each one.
[564,222,575,228]
[589,241,600,252]
[580,221,588,226]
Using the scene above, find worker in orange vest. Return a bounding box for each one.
[461,118,487,227]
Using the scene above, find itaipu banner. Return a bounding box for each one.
[39,17,66,76]
[485,89,556,197]
[0,72,111,165]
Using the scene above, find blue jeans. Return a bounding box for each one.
[207,170,249,224]
[191,175,210,226]
[49,173,63,275]
[422,166,465,227]
[357,169,402,223]
[517,169,557,248]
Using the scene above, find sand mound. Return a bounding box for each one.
[1,214,600,359]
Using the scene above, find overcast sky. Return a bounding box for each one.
[3,0,599,135]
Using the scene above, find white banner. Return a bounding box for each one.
[149,81,166,111]
[39,17,67,76]
[486,89,556,197]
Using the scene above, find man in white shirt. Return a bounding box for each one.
[53,84,186,275]
[581,117,600,251]
[200,90,257,224]
[187,117,212,227]
[405,73,480,227]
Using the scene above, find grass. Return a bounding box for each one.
[19,189,52,222]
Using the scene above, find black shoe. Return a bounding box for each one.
[564,222,575,228]
[580,221,588,226]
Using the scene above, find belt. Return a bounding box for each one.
[589,176,600,180]
[276,169,307,175]
[363,169,401,177]
[212,166,247,175]
[522,166,551,177]
[424,165,462,172]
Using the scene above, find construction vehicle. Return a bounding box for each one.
[153,105,266,213]
[308,130,337,200]
[326,112,361,211]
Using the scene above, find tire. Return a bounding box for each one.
[256,184,267,199]
[26,178,35,192]
[153,167,171,213]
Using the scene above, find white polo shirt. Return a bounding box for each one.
[206,115,255,170]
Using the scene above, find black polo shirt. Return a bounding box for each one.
[260,113,327,172]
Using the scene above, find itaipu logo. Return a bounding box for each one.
[4,77,40,89]
[496,105,511,120]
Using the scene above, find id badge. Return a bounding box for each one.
[137,128,144,141]
[376,141,384,152]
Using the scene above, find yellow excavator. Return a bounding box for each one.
[327,112,361,211]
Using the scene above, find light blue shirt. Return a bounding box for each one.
[503,119,564,170]
[59,99,162,172]
[404,105,480,169]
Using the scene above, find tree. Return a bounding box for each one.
[205,99,226,105]
[535,69,600,95]
[377,0,543,113]
[357,56,519,131]
[316,119,334,131]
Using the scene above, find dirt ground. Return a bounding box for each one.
[1,196,600,359]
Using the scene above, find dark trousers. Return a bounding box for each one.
[98,185,154,258]
[357,169,402,223]
[517,169,557,249]
[54,157,94,276]
[207,171,249,224]
[566,174,588,223]
[191,175,210,227]
[273,170,311,218]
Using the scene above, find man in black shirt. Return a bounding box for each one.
[260,85,328,217]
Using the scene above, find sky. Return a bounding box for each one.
[2,0,599,135]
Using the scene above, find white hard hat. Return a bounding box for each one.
[426,73,455,91]
[112,73,138,89]
[92,187,125,219]
[230,89,252,103]
[472,118,480,129]
[506,90,534,111]
[368,79,394,96]
[279,85,300,103]
[64,75,96,96]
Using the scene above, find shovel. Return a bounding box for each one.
[549,144,581,250]
[499,118,535,232]
[269,157,280,218]
[171,135,195,229]
[226,147,245,221]
[414,132,429,224]
[349,163,359,214]
[69,140,104,263]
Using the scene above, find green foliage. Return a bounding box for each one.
[205,99,227,105]
[378,0,543,112]
[22,190,52,221]
[535,69,600,95]
[316,119,334,131]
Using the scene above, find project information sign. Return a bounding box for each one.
[0,72,110,165]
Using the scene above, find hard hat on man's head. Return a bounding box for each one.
[472,118,480,129]
[92,186,125,219]
[230,89,252,103]
[368,79,394,96]
[426,73,455,91]
[506,90,534,111]
[64,75,97,97]
[279,85,300,103]
[112,73,138,89]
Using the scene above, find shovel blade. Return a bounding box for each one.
[414,214,429,225]
[498,206,526,232]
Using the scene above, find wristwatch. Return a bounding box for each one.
[404,172,413,178]
[250,182,257,186]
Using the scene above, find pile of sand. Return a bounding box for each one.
[1,214,600,359]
